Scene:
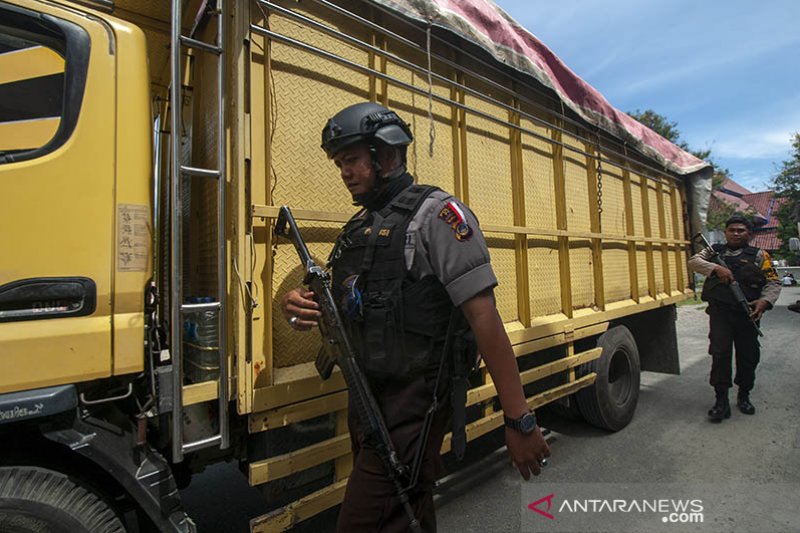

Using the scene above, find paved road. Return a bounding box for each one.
[181,287,800,532]
[437,287,800,533]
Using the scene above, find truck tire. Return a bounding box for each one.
[575,325,640,431]
[0,466,126,533]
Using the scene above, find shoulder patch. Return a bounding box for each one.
[438,201,473,241]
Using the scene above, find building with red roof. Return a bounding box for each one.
[711,178,787,253]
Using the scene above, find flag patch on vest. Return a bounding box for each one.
[438,201,473,241]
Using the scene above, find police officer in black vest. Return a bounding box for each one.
[280,102,550,532]
[688,215,781,422]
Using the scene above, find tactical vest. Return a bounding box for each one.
[329,184,454,381]
[701,244,766,306]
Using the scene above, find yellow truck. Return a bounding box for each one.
[0,0,712,531]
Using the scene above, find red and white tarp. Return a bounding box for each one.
[373,0,711,177]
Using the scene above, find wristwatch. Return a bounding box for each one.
[504,410,537,435]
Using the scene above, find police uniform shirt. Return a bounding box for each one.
[403,190,498,307]
[688,245,782,306]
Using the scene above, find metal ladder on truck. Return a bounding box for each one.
[169,0,228,462]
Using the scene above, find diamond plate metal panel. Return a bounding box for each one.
[631,178,650,296]
[648,186,662,238]
[272,224,340,367]
[648,186,665,293]
[636,247,649,296]
[667,246,678,292]
[653,253,665,295]
[528,237,561,317]
[485,233,518,323]
[602,244,630,302]
[630,177,644,238]
[680,249,690,290]
[599,164,626,236]
[563,136,590,233]
[662,187,675,238]
[384,54,456,192]
[521,119,556,230]
[268,14,371,214]
[463,94,514,227]
[569,243,594,309]
[187,22,222,298]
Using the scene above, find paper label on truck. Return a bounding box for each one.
[117,204,150,272]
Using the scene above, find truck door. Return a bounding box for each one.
[0,1,116,393]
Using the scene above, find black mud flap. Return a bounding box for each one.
[43,418,196,532]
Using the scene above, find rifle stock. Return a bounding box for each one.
[274,206,424,533]
[692,233,764,337]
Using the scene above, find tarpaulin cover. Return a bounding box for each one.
[371,0,711,178]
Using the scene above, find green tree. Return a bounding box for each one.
[772,132,800,199]
[706,203,758,231]
[628,109,683,145]
[771,133,800,262]
[628,108,722,186]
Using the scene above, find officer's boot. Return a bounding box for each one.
[708,389,731,422]
[737,390,755,415]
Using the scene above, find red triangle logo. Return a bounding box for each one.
[528,493,555,520]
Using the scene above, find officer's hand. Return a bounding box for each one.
[713,265,735,284]
[505,426,550,480]
[749,299,769,321]
[280,288,321,330]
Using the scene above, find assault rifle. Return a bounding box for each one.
[275,206,423,533]
[692,233,763,337]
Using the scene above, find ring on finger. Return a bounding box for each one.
[288,316,299,327]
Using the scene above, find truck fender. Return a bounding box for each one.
[41,416,196,533]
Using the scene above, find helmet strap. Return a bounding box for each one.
[368,143,384,182]
[351,143,408,208]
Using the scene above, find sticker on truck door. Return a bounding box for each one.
[117,204,149,272]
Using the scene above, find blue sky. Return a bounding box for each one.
[493,0,800,191]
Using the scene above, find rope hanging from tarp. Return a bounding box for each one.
[425,18,436,158]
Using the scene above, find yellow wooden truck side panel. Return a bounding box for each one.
[245,0,691,400]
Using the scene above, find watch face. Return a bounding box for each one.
[520,412,537,434]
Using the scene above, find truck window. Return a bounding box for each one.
[0,4,89,164]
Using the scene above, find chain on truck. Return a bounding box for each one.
[0,0,712,531]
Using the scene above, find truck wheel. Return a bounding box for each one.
[575,325,640,431]
[0,466,126,533]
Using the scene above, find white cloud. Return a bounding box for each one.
[609,29,800,98]
[493,0,800,190]
[735,172,772,192]
[685,96,800,160]
[714,129,796,160]
[497,0,800,98]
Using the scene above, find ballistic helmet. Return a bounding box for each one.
[321,102,413,159]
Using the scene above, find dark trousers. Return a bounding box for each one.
[336,373,450,533]
[707,304,761,393]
